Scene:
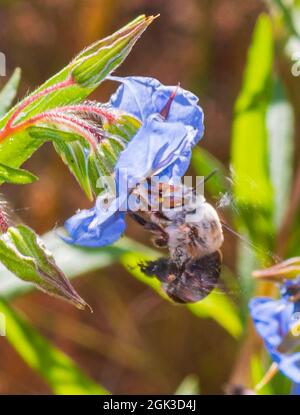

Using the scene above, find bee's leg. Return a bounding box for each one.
[152,211,171,222]
[128,211,165,232]
[128,212,169,248]
[128,212,148,227]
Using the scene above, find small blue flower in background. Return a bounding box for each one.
[249,276,300,384]
[291,382,300,395]
[64,76,204,247]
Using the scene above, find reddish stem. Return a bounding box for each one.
[0,110,98,150]
[5,76,75,129]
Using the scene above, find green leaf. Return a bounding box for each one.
[0,231,143,298]
[120,251,242,338]
[251,355,273,395]
[187,291,242,339]
[236,239,258,321]
[0,230,242,337]
[0,225,87,309]
[231,14,275,249]
[175,375,200,395]
[52,113,140,199]
[0,162,38,184]
[28,111,140,200]
[191,147,228,196]
[0,297,108,394]
[0,68,21,117]
[267,78,294,229]
[28,126,83,143]
[0,15,153,172]
[71,15,155,87]
[55,139,93,200]
[268,0,300,38]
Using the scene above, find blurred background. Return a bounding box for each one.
[0,0,293,394]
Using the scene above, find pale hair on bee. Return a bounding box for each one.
[128,176,224,304]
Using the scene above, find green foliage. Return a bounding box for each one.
[191,147,228,196]
[267,78,294,229]
[120,251,243,338]
[0,231,153,299]
[0,225,87,309]
[231,14,275,249]
[0,297,108,395]
[231,13,295,300]
[175,375,200,395]
[0,230,242,338]
[0,68,21,117]
[61,114,140,199]
[0,162,37,184]
[70,15,154,87]
[188,291,242,339]
[251,355,273,395]
[0,15,151,172]
[0,8,298,395]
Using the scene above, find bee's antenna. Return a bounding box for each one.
[204,169,219,183]
[221,220,281,263]
[193,169,219,194]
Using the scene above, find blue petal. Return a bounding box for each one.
[64,203,126,248]
[109,76,204,146]
[275,352,300,384]
[291,383,300,395]
[250,296,300,383]
[115,114,192,200]
[249,297,294,349]
[109,76,161,121]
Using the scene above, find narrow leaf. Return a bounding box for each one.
[267,78,294,229]
[28,126,83,143]
[53,113,140,199]
[0,162,38,184]
[175,375,200,395]
[120,251,242,338]
[71,15,155,87]
[191,147,228,196]
[0,230,242,337]
[231,14,275,249]
[0,68,21,117]
[0,298,108,395]
[0,231,137,298]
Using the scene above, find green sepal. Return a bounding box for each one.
[0,224,88,310]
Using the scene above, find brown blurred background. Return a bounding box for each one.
[0,0,265,394]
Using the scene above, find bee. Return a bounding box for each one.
[129,180,224,303]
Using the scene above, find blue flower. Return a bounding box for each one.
[249,278,300,383]
[111,76,204,184]
[63,197,126,248]
[291,383,300,395]
[64,76,204,247]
